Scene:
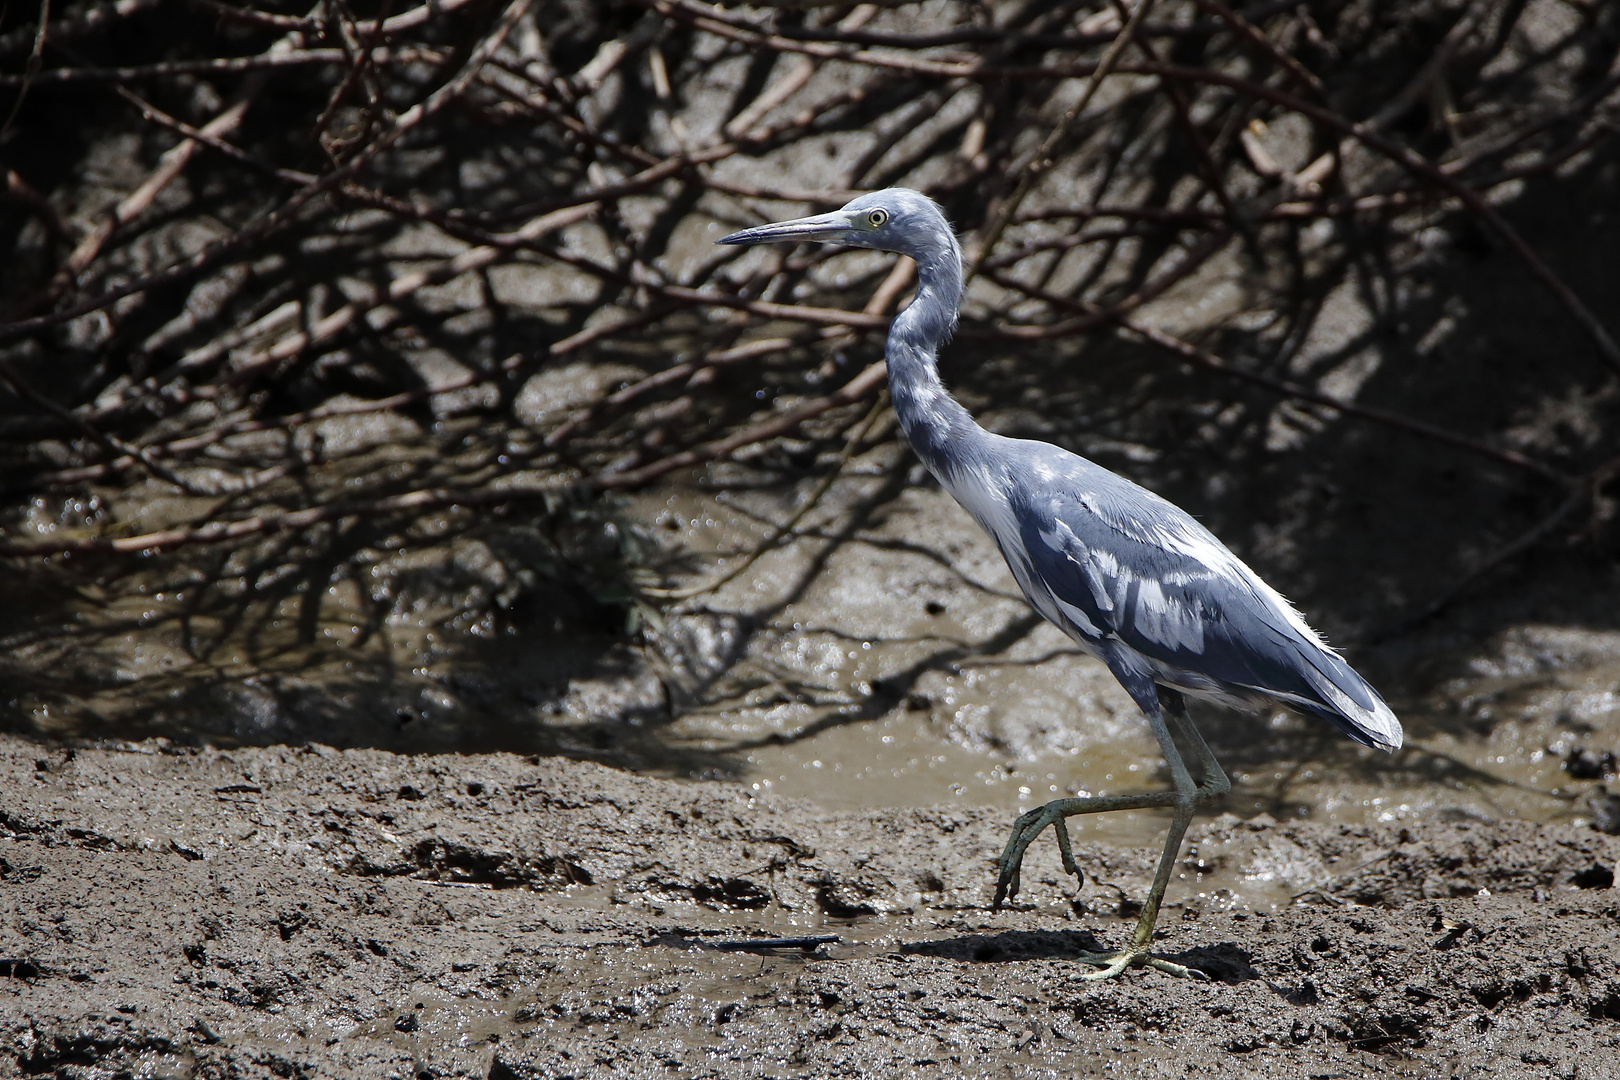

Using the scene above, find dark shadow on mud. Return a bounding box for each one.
[900,930,1260,982]
[903,928,1110,962]
[0,487,694,763]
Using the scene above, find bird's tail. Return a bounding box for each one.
[1284,641,1403,752]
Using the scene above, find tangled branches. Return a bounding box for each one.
[1,0,1619,663]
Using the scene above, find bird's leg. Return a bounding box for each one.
[1072,694,1202,979]
[993,790,1184,907]
[993,686,1200,909]
[1084,691,1232,980]
[993,687,1230,981]
[1164,696,1231,814]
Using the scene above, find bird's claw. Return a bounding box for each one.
[993,802,1084,910]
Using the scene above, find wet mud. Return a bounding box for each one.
[1,734,1617,1079]
[5,1,1620,1075]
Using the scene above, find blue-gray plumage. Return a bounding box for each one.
[718,188,1401,980]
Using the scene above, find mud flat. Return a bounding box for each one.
[0,734,1616,1079]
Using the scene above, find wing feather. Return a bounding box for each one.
[1007,461,1401,751]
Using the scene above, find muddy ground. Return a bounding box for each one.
[5,1,1620,1075]
[1,732,1616,1079]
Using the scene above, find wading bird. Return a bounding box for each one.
[718,189,1401,980]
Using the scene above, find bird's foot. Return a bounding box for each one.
[993,792,1182,908]
[993,801,1085,909]
[1071,946,1209,982]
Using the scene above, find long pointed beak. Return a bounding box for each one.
[716,210,854,246]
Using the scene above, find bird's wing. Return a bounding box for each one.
[1014,479,1402,750]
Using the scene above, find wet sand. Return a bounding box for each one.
[1,734,1616,1079]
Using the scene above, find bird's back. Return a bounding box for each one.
[935,435,1402,752]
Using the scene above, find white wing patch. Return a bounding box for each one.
[1039,517,1210,653]
[1040,518,1118,613]
[1131,577,1206,652]
[1152,518,1332,652]
[1303,668,1404,751]
[937,458,1024,557]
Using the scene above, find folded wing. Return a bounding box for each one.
[1010,472,1402,752]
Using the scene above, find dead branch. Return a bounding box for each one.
[0,0,1610,655]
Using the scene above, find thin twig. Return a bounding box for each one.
[1112,0,1255,253]
[0,484,569,558]
[1188,0,1321,95]
[0,0,532,347]
[15,95,254,317]
[112,86,318,185]
[641,395,890,599]
[594,361,891,491]
[0,48,451,87]
[0,0,52,137]
[0,357,206,494]
[1114,318,1566,481]
[965,0,1156,284]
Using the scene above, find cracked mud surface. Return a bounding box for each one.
[1,734,1616,1078]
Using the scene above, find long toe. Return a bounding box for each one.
[1078,952,1138,981]
[1145,956,1208,980]
[994,803,1087,908]
[1072,948,1209,981]
[992,856,1023,908]
[993,824,1045,906]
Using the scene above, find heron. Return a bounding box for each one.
[717,188,1402,980]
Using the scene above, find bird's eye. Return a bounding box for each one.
[867,209,888,228]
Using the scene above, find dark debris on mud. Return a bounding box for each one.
[0,735,1617,1079]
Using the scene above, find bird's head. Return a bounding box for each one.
[716,188,952,262]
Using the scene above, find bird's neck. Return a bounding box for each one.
[885,243,984,478]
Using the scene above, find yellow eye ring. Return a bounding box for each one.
[868,209,889,227]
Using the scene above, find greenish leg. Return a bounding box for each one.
[993,688,1231,980]
[993,790,1183,907]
